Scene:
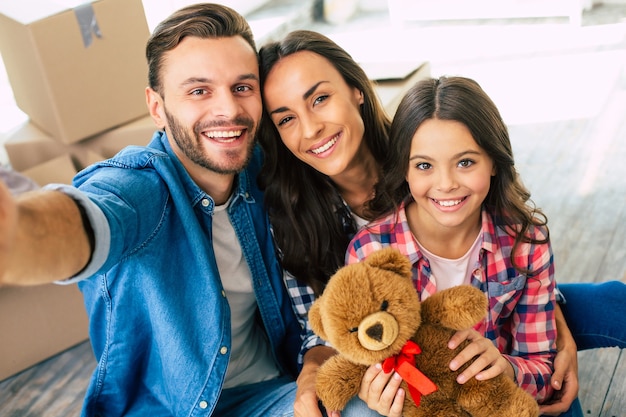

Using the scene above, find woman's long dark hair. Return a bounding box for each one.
[370,76,548,275]
[258,30,391,294]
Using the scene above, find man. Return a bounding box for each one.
[0,4,304,416]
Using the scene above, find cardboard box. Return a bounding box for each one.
[4,116,156,172]
[21,154,78,186]
[0,0,150,144]
[0,283,89,381]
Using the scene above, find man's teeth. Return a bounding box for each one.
[206,130,242,139]
[436,199,463,207]
[311,136,337,154]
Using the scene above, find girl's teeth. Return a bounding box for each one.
[437,199,462,207]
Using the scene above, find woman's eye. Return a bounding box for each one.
[277,116,293,126]
[416,162,431,170]
[313,95,329,105]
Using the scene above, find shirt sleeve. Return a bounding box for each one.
[345,229,385,265]
[44,184,111,285]
[501,233,557,403]
[283,270,332,365]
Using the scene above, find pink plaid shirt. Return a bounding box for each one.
[346,203,557,402]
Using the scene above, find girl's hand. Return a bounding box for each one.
[448,328,515,383]
[357,363,405,417]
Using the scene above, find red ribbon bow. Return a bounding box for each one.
[382,340,438,406]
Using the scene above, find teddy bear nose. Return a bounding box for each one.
[366,323,384,341]
[357,311,399,351]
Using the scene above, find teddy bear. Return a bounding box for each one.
[308,247,539,417]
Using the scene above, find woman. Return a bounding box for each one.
[258,29,624,417]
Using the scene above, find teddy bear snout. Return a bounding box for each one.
[357,311,399,351]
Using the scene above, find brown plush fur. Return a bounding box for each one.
[309,247,539,417]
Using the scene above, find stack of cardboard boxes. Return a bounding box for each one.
[0,0,156,185]
[0,0,155,381]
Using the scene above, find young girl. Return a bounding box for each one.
[345,76,579,416]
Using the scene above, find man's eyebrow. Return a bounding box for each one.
[269,81,328,116]
[179,73,259,88]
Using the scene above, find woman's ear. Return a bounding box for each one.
[146,86,166,130]
[354,88,364,106]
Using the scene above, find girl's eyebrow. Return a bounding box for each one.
[409,149,482,161]
[269,81,329,116]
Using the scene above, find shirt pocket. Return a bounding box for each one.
[487,275,526,323]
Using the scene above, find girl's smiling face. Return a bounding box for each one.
[263,50,365,178]
[406,118,496,232]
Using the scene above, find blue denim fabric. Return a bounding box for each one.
[541,397,583,417]
[214,376,297,417]
[64,132,301,416]
[558,281,626,350]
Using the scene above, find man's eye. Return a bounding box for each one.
[235,85,251,93]
[191,89,206,96]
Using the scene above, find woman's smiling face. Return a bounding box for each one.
[263,50,365,177]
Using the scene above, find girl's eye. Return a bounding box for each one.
[313,94,329,105]
[458,159,475,168]
[416,162,431,170]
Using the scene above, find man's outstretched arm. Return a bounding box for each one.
[0,181,92,286]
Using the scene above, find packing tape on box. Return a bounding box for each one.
[74,2,102,47]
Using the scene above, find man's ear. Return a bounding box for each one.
[146,86,166,130]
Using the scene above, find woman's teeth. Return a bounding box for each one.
[311,136,338,154]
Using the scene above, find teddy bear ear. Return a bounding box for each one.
[308,300,328,340]
[365,247,412,278]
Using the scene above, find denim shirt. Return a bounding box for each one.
[57,131,301,417]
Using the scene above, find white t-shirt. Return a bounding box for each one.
[415,232,482,291]
[212,201,281,388]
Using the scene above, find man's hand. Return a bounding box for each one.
[295,346,335,417]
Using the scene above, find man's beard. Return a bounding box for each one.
[165,108,256,175]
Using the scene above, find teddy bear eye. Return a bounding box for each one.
[381,300,389,311]
[349,326,358,333]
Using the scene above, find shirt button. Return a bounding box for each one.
[220,346,228,355]
[473,269,481,277]
[199,400,208,409]
[201,198,210,207]
[221,290,226,297]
